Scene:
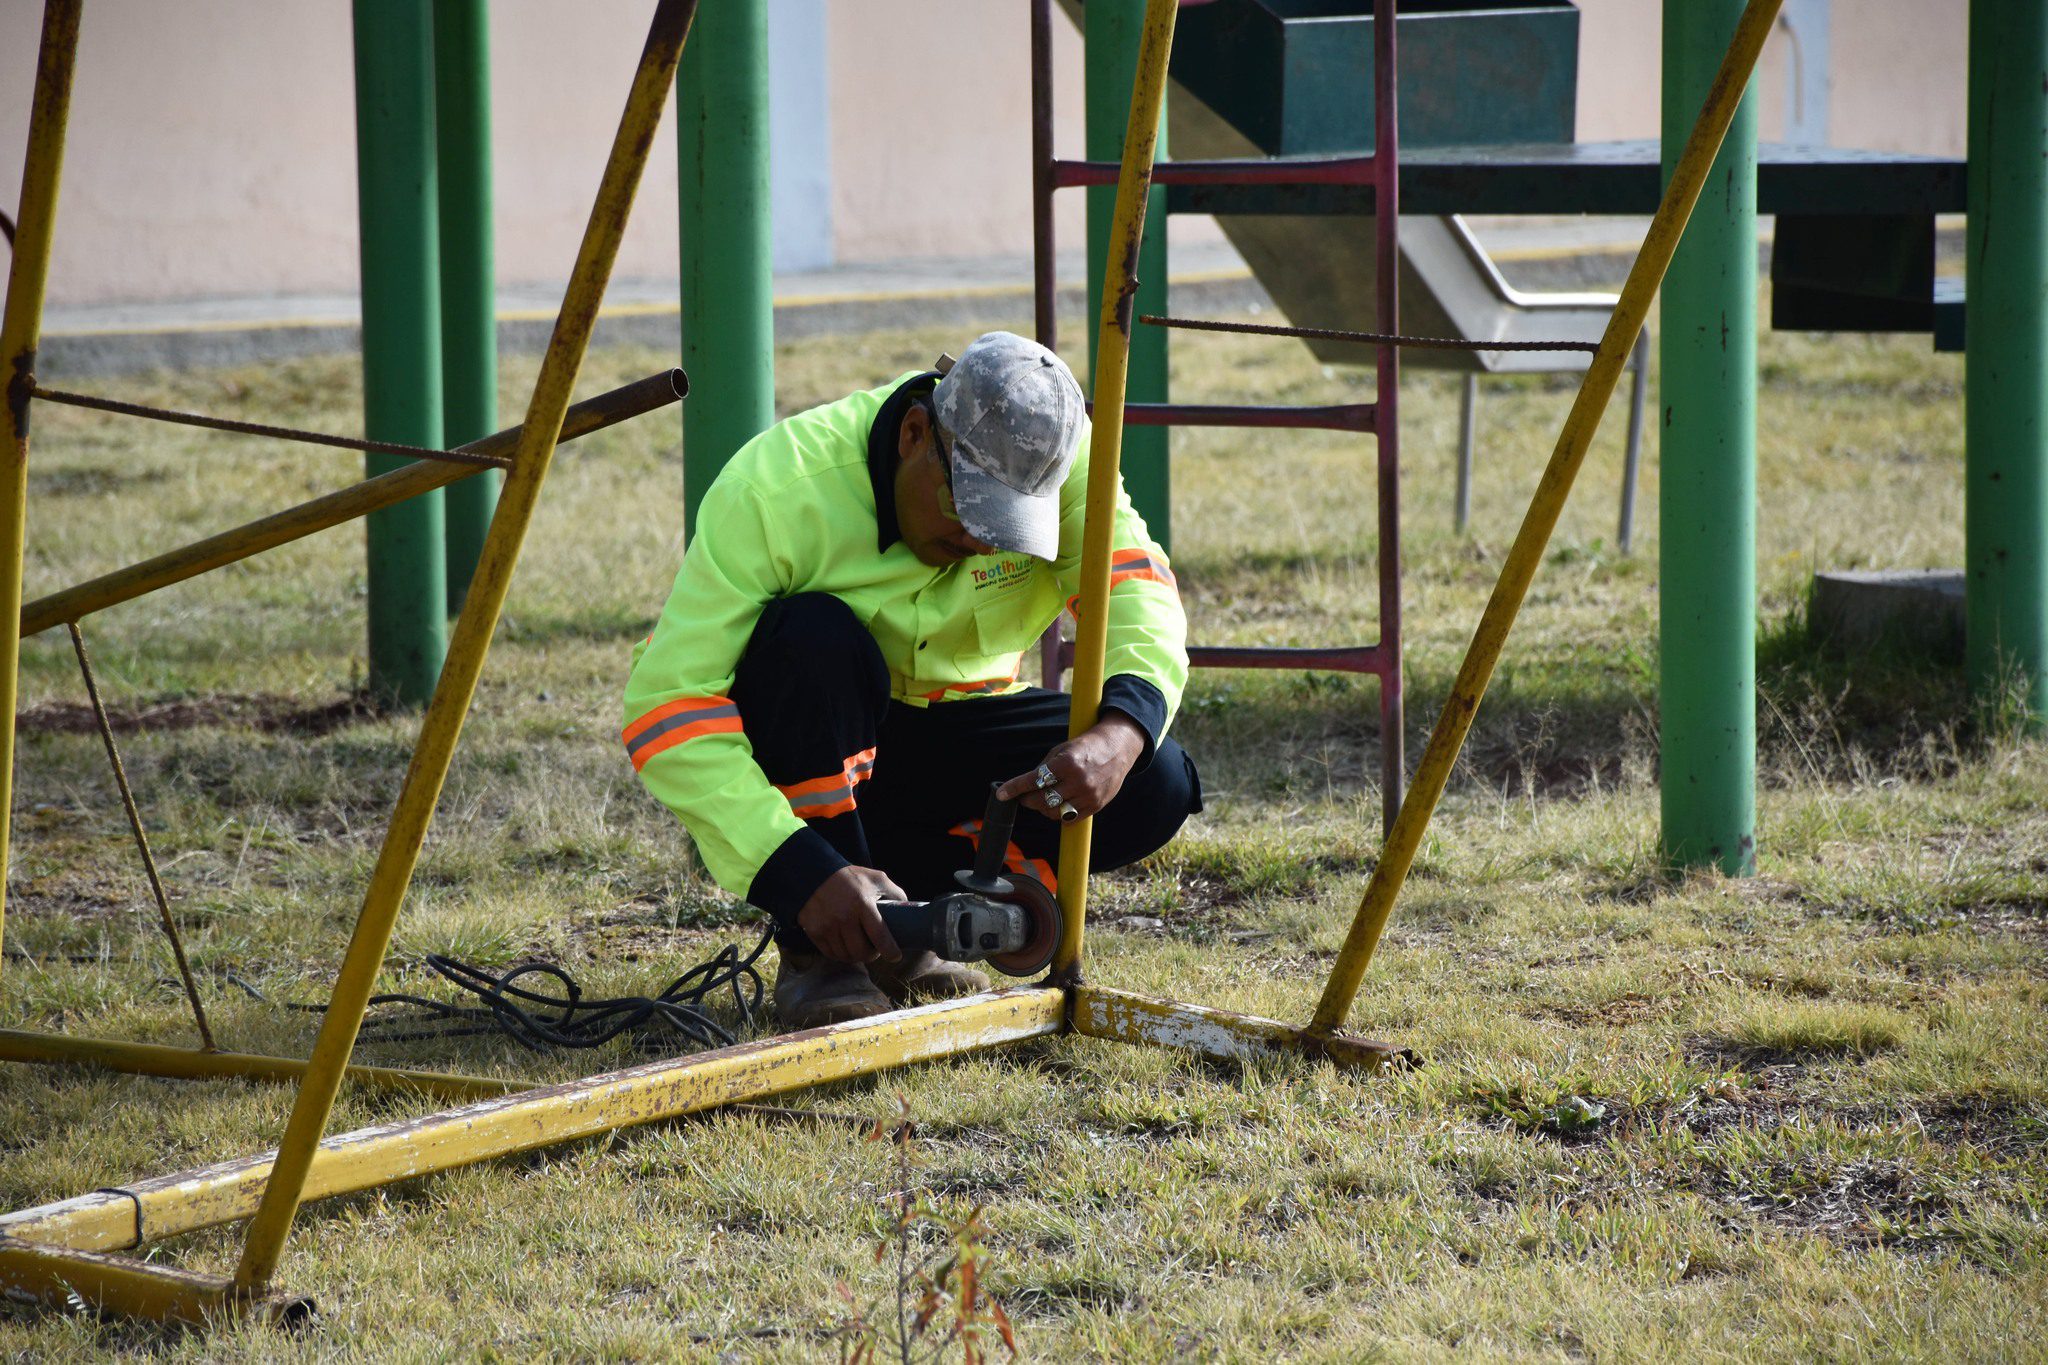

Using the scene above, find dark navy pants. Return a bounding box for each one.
[731,594,1201,951]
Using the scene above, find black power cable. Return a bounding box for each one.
[333,926,776,1053]
[11,927,778,1055]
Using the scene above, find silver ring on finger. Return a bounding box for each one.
[1059,801,1081,823]
[1033,763,1058,790]
[1040,786,1063,808]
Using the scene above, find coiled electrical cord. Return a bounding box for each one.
[328,925,776,1053]
[11,925,778,1055]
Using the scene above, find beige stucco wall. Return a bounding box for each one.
[0,1,1973,311]
[1573,0,1968,152]
[0,2,683,309]
[1832,3,1968,156]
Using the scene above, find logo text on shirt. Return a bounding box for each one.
[970,558,1032,591]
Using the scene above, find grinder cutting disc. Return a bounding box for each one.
[985,876,1063,977]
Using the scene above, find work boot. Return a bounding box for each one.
[773,952,893,1030]
[868,951,991,1005]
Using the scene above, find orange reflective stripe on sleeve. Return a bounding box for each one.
[1068,550,1177,622]
[622,695,744,771]
[1108,547,1176,591]
[775,746,878,821]
[948,819,1056,892]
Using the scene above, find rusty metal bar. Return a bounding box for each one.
[1051,639,1390,673]
[1138,312,1600,355]
[1072,986,1411,1071]
[1052,154,1375,189]
[1052,0,1179,979]
[17,370,682,638]
[4,989,1065,1257]
[66,623,214,1049]
[0,1027,524,1104]
[1187,644,1388,673]
[1371,0,1405,837]
[1051,638,1390,675]
[1110,401,1377,432]
[0,0,83,978]
[1309,0,1787,1034]
[1030,0,1057,350]
[230,0,700,1294]
[27,384,510,470]
[0,1236,311,1327]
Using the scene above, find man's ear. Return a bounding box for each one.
[897,401,930,462]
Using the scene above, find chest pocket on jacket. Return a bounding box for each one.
[971,579,1056,656]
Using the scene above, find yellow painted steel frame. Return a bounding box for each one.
[228,0,701,1295]
[0,0,1782,1331]
[1053,0,1180,977]
[0,0,80,977]
[1310,0,1785,1034]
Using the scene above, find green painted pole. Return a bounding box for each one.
[435,0,497,613]
[678,0,772,539]
[1965,0,2048,727]
[1659,0,1758,874]
[353,0,447,706]
[1086,0,1171,551]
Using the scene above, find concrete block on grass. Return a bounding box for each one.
[1811,569,1964,660]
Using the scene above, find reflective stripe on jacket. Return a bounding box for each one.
[621,371,1187,902]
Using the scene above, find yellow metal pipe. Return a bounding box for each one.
[0,1189,137,1256]
[0,0,84,979]
[1052,0,1178,978]
[230,0,699,1293]
[18,370,683,638]
[1307,0,1786,1035]
[1071,986,1411,1071]
[0,1027,527,1104]
[0,1235,311,1327]
[5,989,1064,1258]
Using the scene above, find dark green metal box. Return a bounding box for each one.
[1170,0,1580,155]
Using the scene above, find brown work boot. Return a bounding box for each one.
[868,951,991,1005]
[773,952,893,1030]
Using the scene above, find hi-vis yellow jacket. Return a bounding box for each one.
[622,370,1187,909]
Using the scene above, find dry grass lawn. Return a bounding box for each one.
[0,301,2042,1360]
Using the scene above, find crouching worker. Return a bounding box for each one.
[622,332,1201,1029]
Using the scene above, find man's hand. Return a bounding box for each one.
[797,865,906,964]
[995,712,1147,822]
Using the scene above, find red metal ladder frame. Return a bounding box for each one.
[1027,0,1406,833]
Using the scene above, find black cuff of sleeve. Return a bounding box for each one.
[747,826,849,929]
[1100,674,1167,772]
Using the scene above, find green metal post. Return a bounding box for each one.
[1966,0,2048,726]
[1659,0,1758,874]
[1086,0,1171,551]
[678,0,772,539]
[354,0,447,706]
[435,0,497,612]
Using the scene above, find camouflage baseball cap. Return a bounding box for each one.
[931,331,1084,561]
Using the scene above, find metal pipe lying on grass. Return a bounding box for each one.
[0,989,1065,1256]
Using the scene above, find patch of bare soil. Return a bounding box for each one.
[1660,1085,2045,1156]
[18,693,377,738]
[1720,1154,1950,1246]
[1486,752,1629,798]
[1684,1034,1866,1074]
[8,868,129,922]
[1530,993,1674,1027]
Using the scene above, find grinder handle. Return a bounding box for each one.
[957,782,1018,896]
[875,900,938,960]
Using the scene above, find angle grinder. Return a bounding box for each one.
[875,784,1064,977]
